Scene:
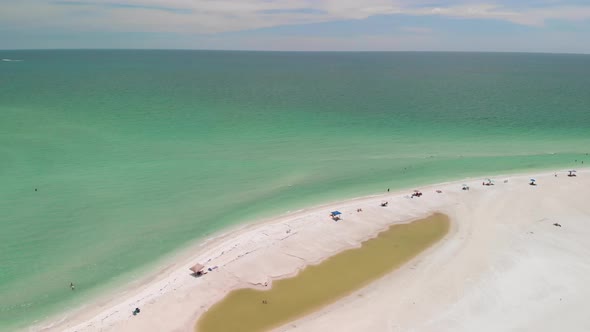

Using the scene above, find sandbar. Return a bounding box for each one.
[32,169,590,332]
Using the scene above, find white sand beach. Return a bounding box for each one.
[34,169,590,332]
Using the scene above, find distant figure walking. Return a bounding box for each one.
[70,282,75,290]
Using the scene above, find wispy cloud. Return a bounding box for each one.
[1,1,590,51]
[407,3,590,26]
[52,1,193,14]
[260,8,327,15]
[3,1,590,35]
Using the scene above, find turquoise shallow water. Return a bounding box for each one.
[1,50,589,330]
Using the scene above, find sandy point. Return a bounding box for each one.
[33,169,590,332]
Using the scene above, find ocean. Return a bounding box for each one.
[1,50,589,330]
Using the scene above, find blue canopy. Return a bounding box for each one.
[331,211,342,216]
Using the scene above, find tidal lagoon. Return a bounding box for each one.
[196,214,449,332]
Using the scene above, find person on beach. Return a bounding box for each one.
[387,188,390,192]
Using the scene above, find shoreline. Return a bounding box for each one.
[30,167,588,332]
[31,185,427,332]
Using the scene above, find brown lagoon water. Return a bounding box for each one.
[196,213,450,332]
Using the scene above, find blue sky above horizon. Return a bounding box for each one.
[1,1,590,52]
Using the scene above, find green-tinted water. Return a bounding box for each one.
[1,51,589,330]
[197,213,449,332]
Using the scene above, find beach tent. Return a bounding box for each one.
[330,211,342,216]
[189,263,204,274]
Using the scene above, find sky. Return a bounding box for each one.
[1,0,590,52]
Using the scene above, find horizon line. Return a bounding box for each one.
[2,48,589,56]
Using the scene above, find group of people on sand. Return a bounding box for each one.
[479,170,582,188]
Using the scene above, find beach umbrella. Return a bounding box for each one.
[530,178,536,182]
[189,263,204,274]
[330,211,342,216]
[413,189,421,193]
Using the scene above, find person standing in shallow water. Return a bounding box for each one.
[70,282,75,290]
